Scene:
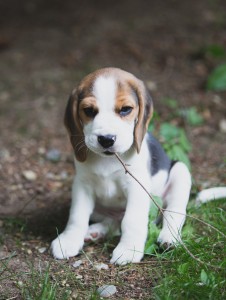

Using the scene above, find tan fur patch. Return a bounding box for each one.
[78,97,98,124]
[115,83,139,122]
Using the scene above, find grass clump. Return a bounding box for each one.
[153,199,226,300]
[16,263,71,300]
[20,267,58,300]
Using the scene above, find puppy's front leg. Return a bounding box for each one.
[51,178,94,259]
[111,184,150,265]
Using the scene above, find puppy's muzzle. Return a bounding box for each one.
[98,135,116,149]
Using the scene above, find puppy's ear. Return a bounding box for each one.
[131,79,153,153]
[64,89,87,162]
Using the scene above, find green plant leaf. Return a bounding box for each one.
[182,223,194,239]
[164,98,178,109]
[150,195,162,220]
[207,63,226,91]
[145,196,162,255]
[167,144,191,170]
[205,44,226,58]
[185,107,204,126]
[179,129,192,152]
[159,123,180,141]
[200,269,209,286]
[148,121,155,132]
[159,123,191,169]
[177,263,189,275]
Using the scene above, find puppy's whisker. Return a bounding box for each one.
[76,142,85,151]
[75,139,85,150]
[77,143,87,153]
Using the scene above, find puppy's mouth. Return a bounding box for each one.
[103,150,115,156]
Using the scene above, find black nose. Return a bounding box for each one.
[98,135,116,149]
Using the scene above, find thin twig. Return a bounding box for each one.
[17,195,36,216]
[114,153,224,269]
[115,153,164,215]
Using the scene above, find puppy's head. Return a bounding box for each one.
[65,68,153,162]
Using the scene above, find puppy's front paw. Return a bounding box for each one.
[157,228,181,248]
[51,232,84,259]
[110,242,144,265]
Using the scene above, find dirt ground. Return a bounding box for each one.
[0,0,226,299]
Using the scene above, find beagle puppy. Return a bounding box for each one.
[51,68,192,265]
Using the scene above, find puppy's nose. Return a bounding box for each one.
[98,135,116,148]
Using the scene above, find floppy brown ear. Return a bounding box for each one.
[64,89,87,162]
[131,79,153,153]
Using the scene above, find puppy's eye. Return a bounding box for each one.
[119,106,133,117]
[83,107,98,118]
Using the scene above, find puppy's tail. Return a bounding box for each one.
[196,187,226,205]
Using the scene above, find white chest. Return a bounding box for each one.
[88,172,127,207]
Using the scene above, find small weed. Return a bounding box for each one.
[145,196,162,255]
[149,101,204,169]
[193,44,226,60]
[159,122,191,169]
[21,265,58,300]
[207,63,226,91]
[17,262,78,300]
[89,291,102,300]
[3,217,27,233]
[204,44,226,59]
[179,107,204,126]
[163,98,179,109]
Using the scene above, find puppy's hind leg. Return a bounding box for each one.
[85,219,119,242]
[158,162,192,247]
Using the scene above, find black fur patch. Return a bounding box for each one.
[146,132,171,176]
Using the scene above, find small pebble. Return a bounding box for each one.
[70,291,78,299]
[61,280,67,286]
[46,172,55,179]
[72,260,83,268]
[47,181,63,190]
[94,263,109,271]
[76,275,83,279]
[97,285,117,298]
[0,149,10,161]
[219,119,226,133]
[27,249,32,255]
[146,80,157,91]
[38,247,47,254]
[17,281,23,287]
[22,170,37,181]
[60,170,68,180]
[38,147,46,155]
[46,149,61,162]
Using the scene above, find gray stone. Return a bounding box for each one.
[72,259,83,268]
[22,170,37,181]
[46,149,61,162]
[97,285,117,298]
[94,262,109,271]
